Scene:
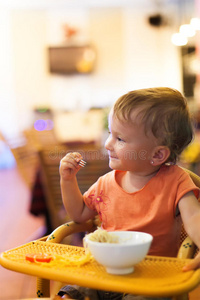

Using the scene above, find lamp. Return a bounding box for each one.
[148,14,164,27]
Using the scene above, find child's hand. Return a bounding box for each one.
[59,152,83,181]
[182,252,200,271]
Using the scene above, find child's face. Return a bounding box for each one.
[105,110,159,174]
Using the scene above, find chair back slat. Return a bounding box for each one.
[38,145,110,229]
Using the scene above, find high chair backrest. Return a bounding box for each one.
[178,167,200,258]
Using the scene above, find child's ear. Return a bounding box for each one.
[151,146,170,165]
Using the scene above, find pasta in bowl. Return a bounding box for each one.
[84,229,153,275]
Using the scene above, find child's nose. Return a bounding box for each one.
[105,135,113,150]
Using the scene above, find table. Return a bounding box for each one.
[0,240,200,298]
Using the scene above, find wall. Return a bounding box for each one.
[12,10,50,130]
[122,9,182,90]
[0,4,182,137]
[0,10,19,137]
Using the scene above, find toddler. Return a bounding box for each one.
[56,87,200,300]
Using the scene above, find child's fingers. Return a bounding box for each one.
[182,255,200,271]
[61,152,82,169]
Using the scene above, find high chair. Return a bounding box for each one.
[0,168,200,300]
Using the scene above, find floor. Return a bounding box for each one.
[0,167,46,300]
[0,167,200,300]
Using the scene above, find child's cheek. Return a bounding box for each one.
[118,141,125,150]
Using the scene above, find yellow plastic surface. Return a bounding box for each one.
[1,241,200,297]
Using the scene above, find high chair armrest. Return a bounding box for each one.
[177,236,197,259]
[36,217,99,297]
[45,218,99,244]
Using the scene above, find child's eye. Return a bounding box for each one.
[117,137,124,142]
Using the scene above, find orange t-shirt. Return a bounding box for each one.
[83,165,199,257]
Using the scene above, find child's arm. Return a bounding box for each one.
[178,191,200,271]
[60,152,96,223]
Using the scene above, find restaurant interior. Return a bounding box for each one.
[1,0,200,299]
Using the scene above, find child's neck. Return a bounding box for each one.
[119,168,160,193]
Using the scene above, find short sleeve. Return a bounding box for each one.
[83,181,99,212]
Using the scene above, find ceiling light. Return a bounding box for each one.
[171,33,188,46]
[179,24,196,37]
[190,17,200,30]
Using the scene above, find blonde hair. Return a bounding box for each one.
[113,87,193,164]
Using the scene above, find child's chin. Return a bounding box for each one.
[109,160,121,170]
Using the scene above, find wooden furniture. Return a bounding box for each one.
[23,128,58,151]
[37,145,110,230]
[37,145,69,231]
[3,133,39,189]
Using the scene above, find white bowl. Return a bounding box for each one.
[85,231,153,275]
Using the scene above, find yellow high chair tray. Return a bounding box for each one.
[1,240,200,297]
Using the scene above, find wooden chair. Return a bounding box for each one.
[37,145,69,231]
[24,128,58,151]
[37,145,110,231]
[2,126,59,190]
[3,132,39,189]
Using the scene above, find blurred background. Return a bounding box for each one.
[1,0,200,298]
[1,0,200,139]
